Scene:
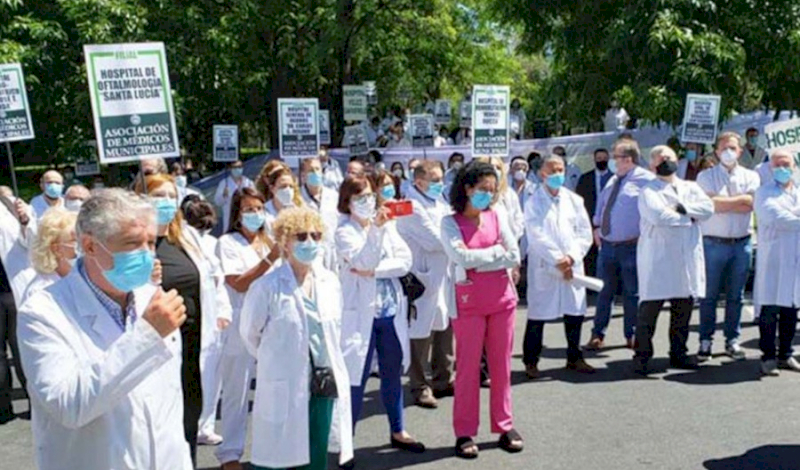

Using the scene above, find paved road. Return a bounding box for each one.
[3,303,799,470]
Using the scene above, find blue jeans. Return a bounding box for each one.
[698,237,752,345]
[350,316,404,434]
[592,241,639,340]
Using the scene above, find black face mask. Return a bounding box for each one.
[656,160,678,176]
[595,161,608,172]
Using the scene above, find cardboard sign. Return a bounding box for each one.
[409,114,435,148]
[278,98,319,159]
[471,85,510,157]
[363,81,378,106]
[213,125,239,162]
[0,63,35,142]
[319,109,331,146]
[344,124,369,155]
[435,99,452,125]
[84,42,180,164]
[343,85,367,122]
[680,93,721,144]
[459,99,472,128]
[764,118,800,161]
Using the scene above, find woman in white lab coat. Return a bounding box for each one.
[180,195,233,446]
[215,187,281,470]
[135,174,234,464]
[335,175,426,456]
[633,146,714,374]
[239,207,353,470]
[257,160,305,234]
[11,208,76,306]
[523,157,594,378]
[300,157,340,272]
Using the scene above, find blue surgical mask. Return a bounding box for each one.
[748,137,758,147]
[175,175,187,188]
[608,158,618,174]
[426,182,444,199]
[774,167,793,185]
[381,184,396,199]
[45,183,63,199]
[98,243,155,293]
[293,240,319,265]
[152,198,178,225]
[231,167,244,178]
[307,171,323,187]
[685,150,697,162]
[242,211,266,232]
[470,190,493,210]
[546,173,566,190]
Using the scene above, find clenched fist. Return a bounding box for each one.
[143,288,187,337]
[150,258,163,285]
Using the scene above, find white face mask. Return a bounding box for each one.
[351,195,376,220]
[275,187,295,206]
[720,149,738,166]
[65,199,83,212]
[513,170,527,182]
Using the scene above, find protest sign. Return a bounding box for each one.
[319,109,331,145]
[278,98,319,160]
[0,63,34,142]
[213,125,239,162]
[344,124,369,155]
[680,94,721,144]
[75,159,101,177]
[343,85,368,122]
[764,118,800,161]
[84,42,180,164]
[471,85,510,156]
[410,114,435,148]
[459,99,472,128]
[435,100,452,125]
[363,81,378,106]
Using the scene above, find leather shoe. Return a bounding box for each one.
[669,356,699,370]
[432,385,455,399]
[567,358,596,374]
[584,336,604,350]
[391,436,426,453]
[632,358,650,376]
[525,364,540,379]
[221,461,244,470]
[414,388,438,409]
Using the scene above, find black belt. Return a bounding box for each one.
[704,235,751,245]
[604,238,638,247]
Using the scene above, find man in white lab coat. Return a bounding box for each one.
[214,160,255,232]
[396,160,454,408]
[753,150,800,376]
[523,156,594,379]
[0,192,35,423]
[17,189,192,470]
[552,146,582,191]
[633,146,714,375]
[30,170,65,220]
[300,157,340,272]
[320,147,344,191]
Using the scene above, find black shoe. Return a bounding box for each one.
[0,411,14,425]
[632,358,650,376]
[432,385,454,399]
[669,356,699,370]
[391,436,426,453]
[339,458,355,470]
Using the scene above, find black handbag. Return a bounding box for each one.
[309,352,338,398]
[399,272,425,321]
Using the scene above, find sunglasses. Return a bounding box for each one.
[295,232,323,242]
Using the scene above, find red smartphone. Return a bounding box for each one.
[385,200,413,218]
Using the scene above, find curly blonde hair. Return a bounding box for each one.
[272,207,326,258]
[31,208,77,274]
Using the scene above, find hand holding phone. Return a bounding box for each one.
[385,200,413,218]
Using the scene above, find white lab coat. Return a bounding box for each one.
[14,269,58,306]
[753,182,800,308]
[396,186,451,338]
[322,159,345,191]
[214,175,255,232]
[301,185,341,272]
[17,272,192,470]
[30,194,64,221]
[335,218,412,385]
[0,197,36,303]
[565,163,582,191]
[495,187,525,242]
[525,185,593,320]
[637,178,714,301]
[239,262,354,468]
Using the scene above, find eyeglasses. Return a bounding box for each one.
[295,232,323,242]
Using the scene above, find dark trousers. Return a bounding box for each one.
[523,315,584,366]
[583,244,599,279]
[408,326,454,395]
[759,305,798,361]
[181,323,203,466]
[634,298,693,361]
[0,292,25,419]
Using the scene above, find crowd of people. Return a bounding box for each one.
[0,126,798,470]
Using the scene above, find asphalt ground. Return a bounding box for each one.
[2,302,799,470]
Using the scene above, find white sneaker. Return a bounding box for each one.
[778,357,800,372]
[197,432,224,446]
[761,360,780,377]
[725,342,746,361]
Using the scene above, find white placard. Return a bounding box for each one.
[343,85,368,122]
[471,85,510,157]
[319,109,331,146]
[409,114,435,148]
[213,125,239,162]
[763,118,800,160]
[0,63,35,142]
[435,99,452,125]
[680,93,721,144]
[278,98,319,160]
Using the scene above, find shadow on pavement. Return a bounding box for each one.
[347,445,455,470]
[661,359,760,385]
[703,445,800,469]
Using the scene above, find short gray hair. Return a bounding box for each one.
[77,188,155,242]
[613,138,641,164]
[770,149,796,166]
[650,145,677,162]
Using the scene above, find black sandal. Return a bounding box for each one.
[455,437,479,459]
[499,429,524,453]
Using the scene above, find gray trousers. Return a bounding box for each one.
[408,325,454,395]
